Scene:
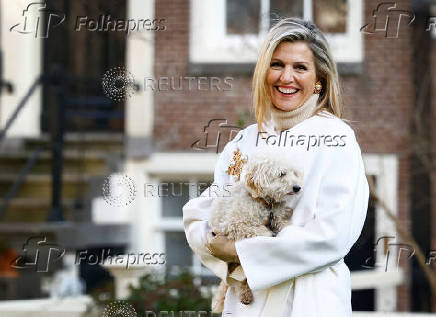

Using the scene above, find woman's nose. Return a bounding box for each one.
[280,65,294,83]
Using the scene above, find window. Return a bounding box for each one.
[226,0,261,34]
[190,0,363,63]
[153,178,219,285]
[358,154,402,312]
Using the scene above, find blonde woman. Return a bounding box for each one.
[183,17,369,317]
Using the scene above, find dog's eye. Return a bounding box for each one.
[279,171,286,177]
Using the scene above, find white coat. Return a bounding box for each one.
[182,110,370,316]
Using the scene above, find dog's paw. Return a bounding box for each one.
[240,290,254,305]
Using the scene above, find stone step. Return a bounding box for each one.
[0,174,93,199]
[23,133,124,153]
[0,150,114,175]
[0,197,87,222]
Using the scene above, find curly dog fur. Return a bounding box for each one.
[210,149,304,312]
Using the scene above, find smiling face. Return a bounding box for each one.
[266,41,318,112]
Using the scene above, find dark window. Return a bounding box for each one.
[161,182,191,218]
[345,175,376,311]
[313,0,348,33]
[226,0,261,34]
[270,0,304,28]
[165,232,193,268]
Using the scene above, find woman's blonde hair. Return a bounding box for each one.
[253,17,344,132]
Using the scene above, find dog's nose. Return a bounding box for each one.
[293,185,301,193]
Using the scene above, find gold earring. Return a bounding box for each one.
[314,81,322,94]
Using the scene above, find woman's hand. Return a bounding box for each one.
[205,232,240,263]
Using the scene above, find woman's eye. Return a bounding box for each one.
[296,65,307,70]
[270,62,282,68]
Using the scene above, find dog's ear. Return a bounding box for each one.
[245,168,260,198]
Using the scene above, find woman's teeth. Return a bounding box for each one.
[277,87,299,94]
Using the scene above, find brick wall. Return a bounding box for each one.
[153,0,252,152]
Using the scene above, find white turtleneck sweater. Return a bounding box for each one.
[269,93,319,133]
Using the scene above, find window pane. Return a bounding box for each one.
[165,232,192,267]
[313,0,348,33]
[226,0,260,34]
[161,182,190,217]
[270,0,303,28]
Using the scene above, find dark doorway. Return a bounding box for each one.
[345,175,377,311]
[42,0,127,133]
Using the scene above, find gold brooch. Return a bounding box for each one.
[227,149,247,180]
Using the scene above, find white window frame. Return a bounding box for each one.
[146,153,221,283]
[359,154,402,312]
[190,0,363,64]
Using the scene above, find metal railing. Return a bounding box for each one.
[0,69,66,221]
[0,67,121,222]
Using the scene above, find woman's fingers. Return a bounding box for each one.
[206,235,239,263]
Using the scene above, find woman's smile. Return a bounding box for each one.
[275,85,300,97]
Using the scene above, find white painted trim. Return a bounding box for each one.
[125,0,155,137]
[0,0,42,137]
[362,153,399,312]
[153,218,184,231]
[303,0,313,21]
[145,164,216,279]
[144,152,218,175]
[351,268,404,290]
[325,0,363,63]
[430,4,436,40]
[124,0,156,255]
[190,0,363,63]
